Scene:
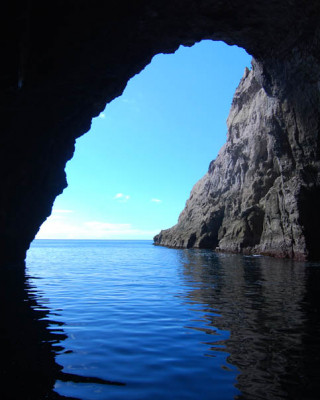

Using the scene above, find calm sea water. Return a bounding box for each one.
[22,239,320,400]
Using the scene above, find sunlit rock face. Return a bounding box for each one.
[2,1,320,266]
[154,58,320,260]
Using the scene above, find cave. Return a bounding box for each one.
[2,0,320,268]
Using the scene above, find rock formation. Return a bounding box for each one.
[1,1,320,267]
[154,56,320,260]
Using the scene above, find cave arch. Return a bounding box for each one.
[36,41,251,241]
[2,1,320,266]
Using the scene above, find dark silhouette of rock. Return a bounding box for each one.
[1,1,320,267]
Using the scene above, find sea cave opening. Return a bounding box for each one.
[33,40,251,243]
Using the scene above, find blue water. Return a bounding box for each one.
[25,240,320,400]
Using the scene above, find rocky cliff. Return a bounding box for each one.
[154,57,320,261]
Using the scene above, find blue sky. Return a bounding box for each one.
[36,40,251,240]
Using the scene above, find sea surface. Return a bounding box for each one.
[20,240,320,399]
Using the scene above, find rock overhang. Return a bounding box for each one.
[1,0,320,266]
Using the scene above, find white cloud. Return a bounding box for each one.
[99,112,106,118]
[151,198,162,203]
[36,217,159,240]
[84,221,134,236]
[46,209,74,222]
[114,193,130,202]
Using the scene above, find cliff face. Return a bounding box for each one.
[154,56,320,260]
[1,1,320,266]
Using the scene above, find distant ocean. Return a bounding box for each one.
[25,239,320,400]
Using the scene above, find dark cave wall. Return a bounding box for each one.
[1,1,320,266]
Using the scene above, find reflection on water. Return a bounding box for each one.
[179,250,320,400]
[0,267,123,400]
[8,240,320,399]
[0,268,66,399]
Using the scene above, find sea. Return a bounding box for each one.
[6,239,320,399]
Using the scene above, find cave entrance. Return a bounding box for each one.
[35,40,251,241]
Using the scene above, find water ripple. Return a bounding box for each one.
[23,240,320,400]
